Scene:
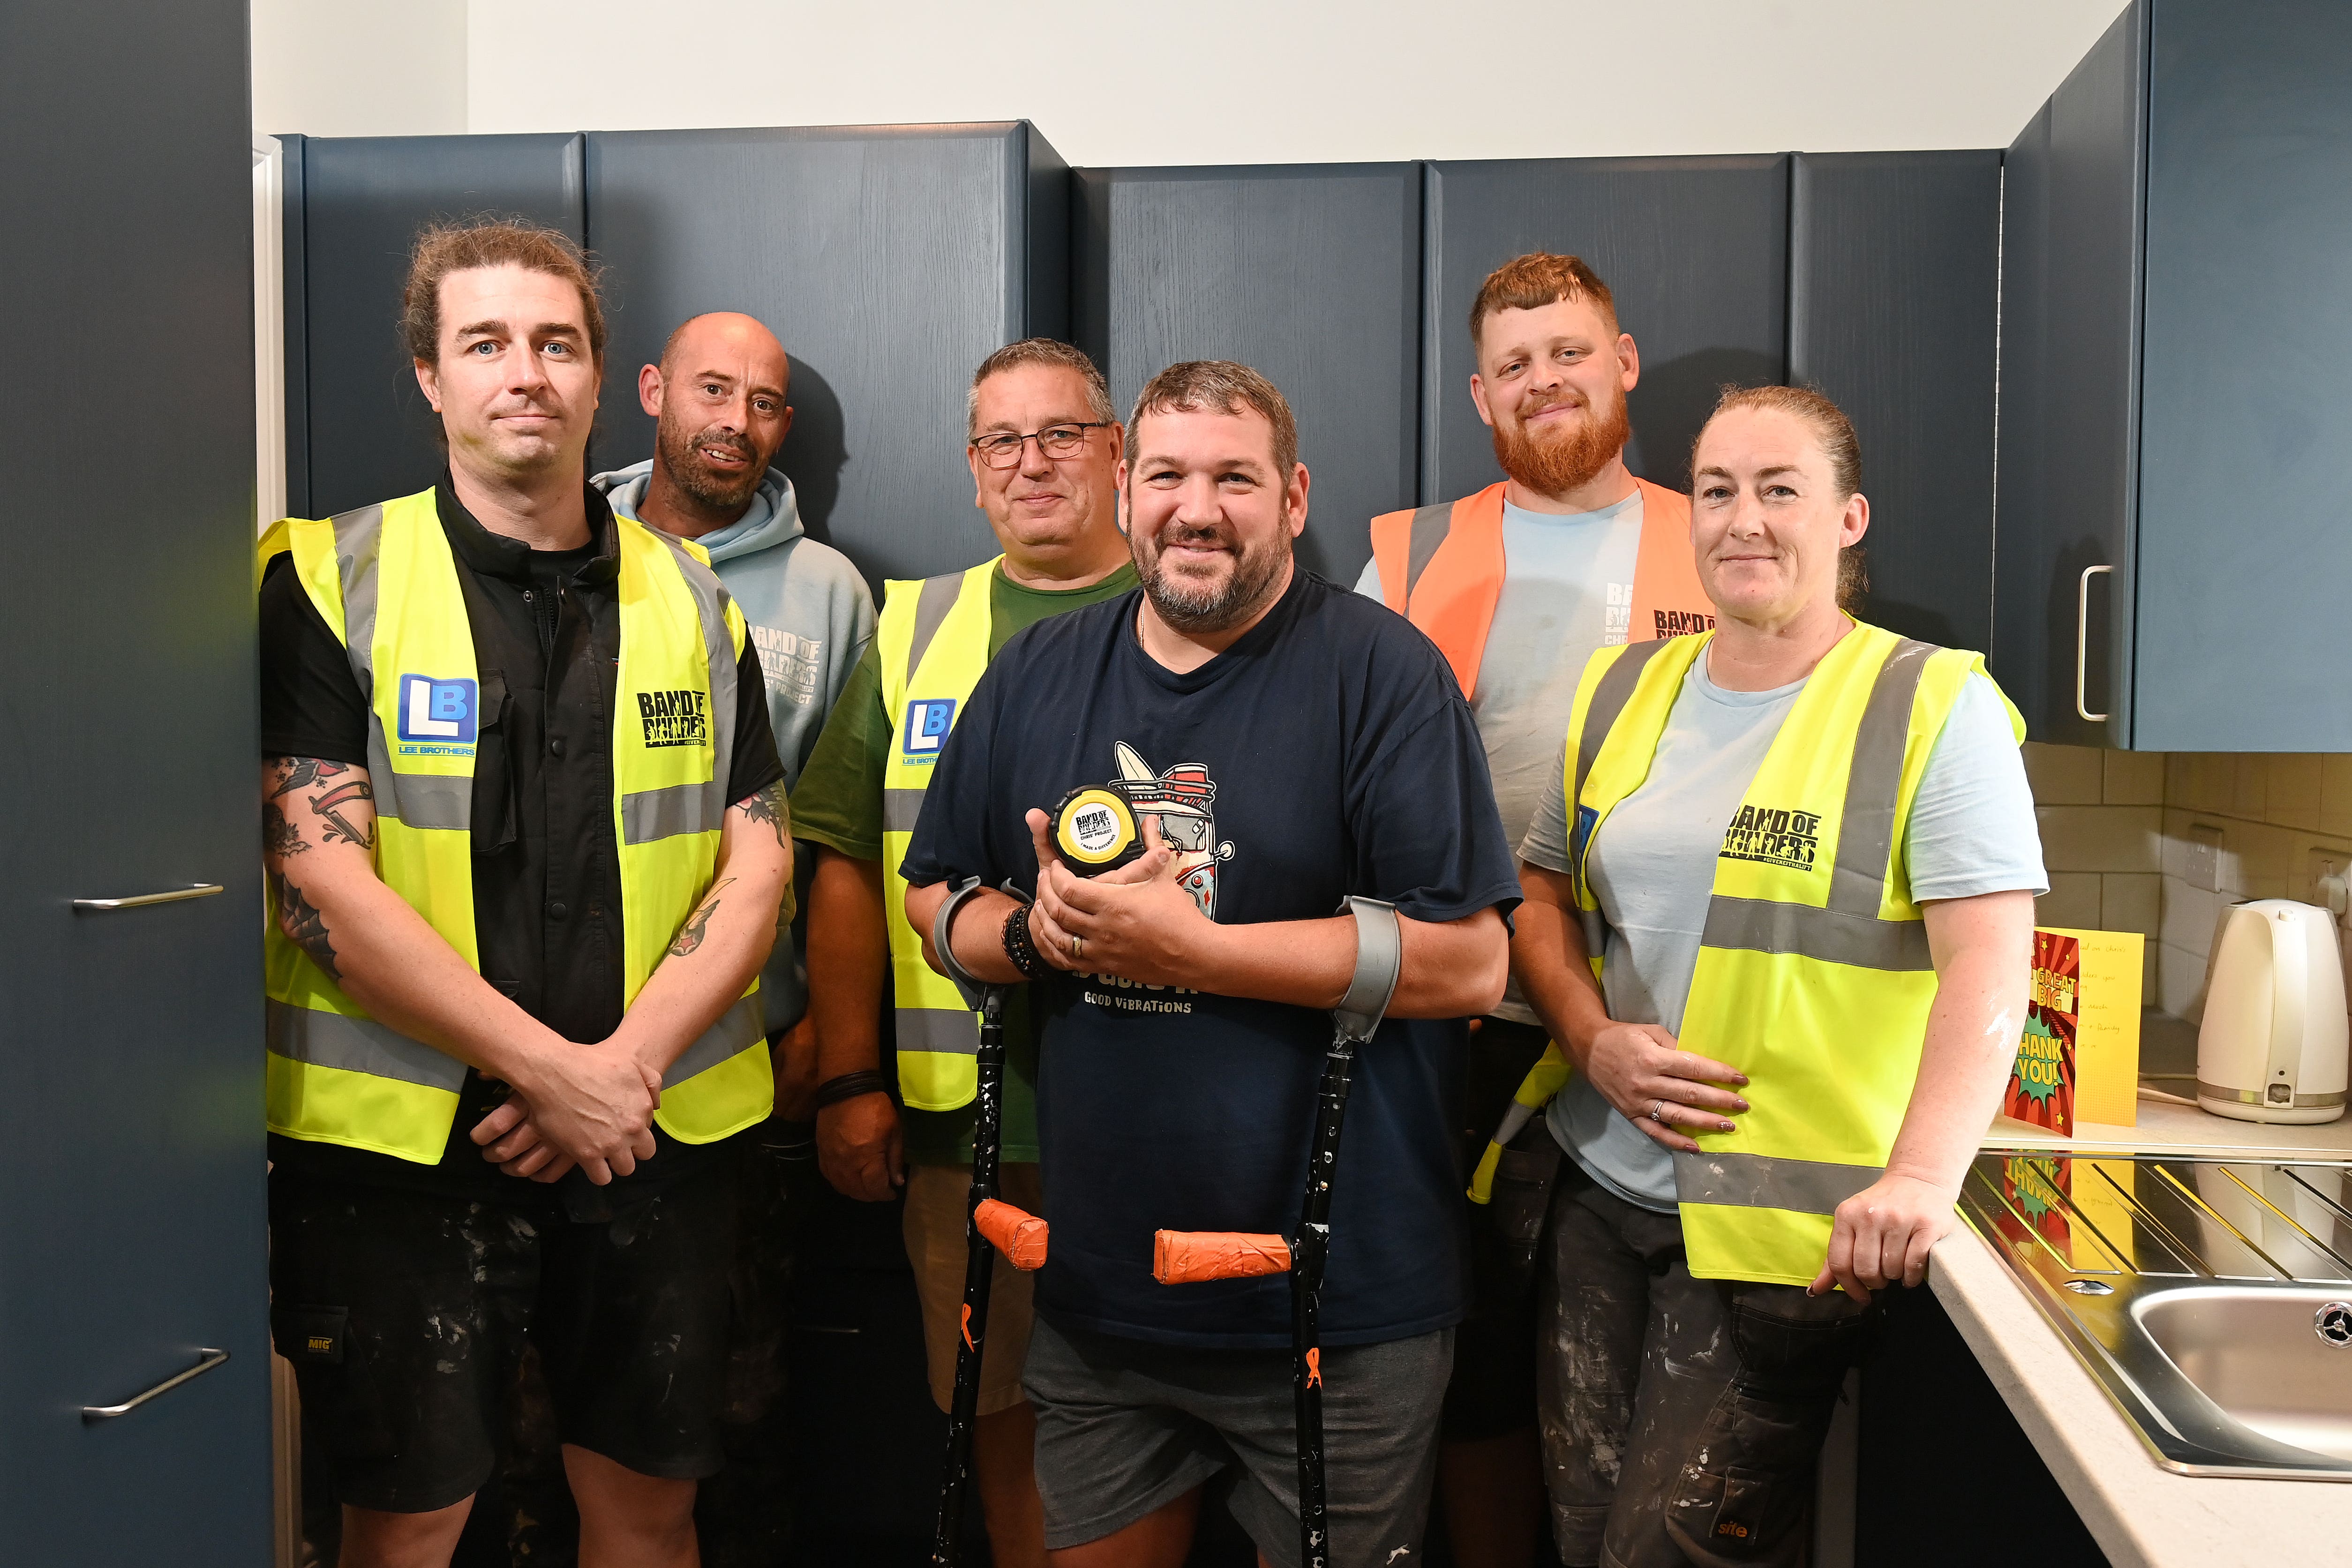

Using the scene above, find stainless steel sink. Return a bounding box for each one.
[1957,1150,2352,1479]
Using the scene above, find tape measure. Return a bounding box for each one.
[1051,786,1143,875]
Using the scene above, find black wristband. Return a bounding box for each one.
[1002,901,1051,981]
[812,1070,889,1110]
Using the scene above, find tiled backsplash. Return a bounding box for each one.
[2025,744,2352,1025]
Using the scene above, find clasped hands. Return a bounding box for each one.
[1580,1018,1956,1303]
[1018,807,1210,986]
[466,1042,667,1187]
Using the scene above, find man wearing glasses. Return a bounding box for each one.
[791,338,1133,1567]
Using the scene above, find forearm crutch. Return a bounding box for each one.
[929,878,1050,1568]
[1152,896,1404,1568]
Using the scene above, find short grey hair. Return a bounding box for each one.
[967,338,1116,436]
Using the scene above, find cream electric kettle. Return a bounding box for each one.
[2196,899,2349,1124]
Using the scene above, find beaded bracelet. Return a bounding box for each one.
[1002,900,1052,981]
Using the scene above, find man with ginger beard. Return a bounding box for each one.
[1354,253,1713,1565]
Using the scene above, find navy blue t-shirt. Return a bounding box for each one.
[901,569,1521,1349]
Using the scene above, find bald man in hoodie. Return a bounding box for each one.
[591,312,874,1556]
[596,312,875,1060]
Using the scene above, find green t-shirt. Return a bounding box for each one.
[792,560,1140,1165]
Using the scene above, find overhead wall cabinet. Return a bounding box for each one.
[2,0,269,1557]
[1994,0,2352,749]
[1791,151,2002,653]
[1419,155,1790,503]
[280,132,586,520]
[587,123,1067,588]
[1072,163,1422,589]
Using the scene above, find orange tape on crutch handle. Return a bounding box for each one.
[974,1199,1050,1271]
[1153,1230,1292,1284]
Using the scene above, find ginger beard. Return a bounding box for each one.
[656,414,765,511]
[1135,515,1291,634]
[1491,378,1633,496]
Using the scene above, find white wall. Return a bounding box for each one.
[259,0,2129,163]
[250,0,467,138]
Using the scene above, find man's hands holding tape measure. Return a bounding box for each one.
[1023,808,1208,987]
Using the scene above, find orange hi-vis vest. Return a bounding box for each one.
[1369,479,1713,699]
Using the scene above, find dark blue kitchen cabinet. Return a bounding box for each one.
[587,122,1068,590]
[279,132,586,520]
[1995,0,2352,749]
[1071,162,1422,590]
[1791,151,2002,655]
[1419,154,1790,503]
[1,0,271,1558]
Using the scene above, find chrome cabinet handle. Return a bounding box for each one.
[2075,564,2113,724]
[72,883,223,912]
[82,1347,229,1421]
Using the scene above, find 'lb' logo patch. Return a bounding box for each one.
[902,698,957,760]
[396,674,477,749]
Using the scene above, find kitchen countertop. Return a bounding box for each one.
[1936,1092,2352,1567]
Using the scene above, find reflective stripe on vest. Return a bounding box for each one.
[257,490,771,1163]
[877,557,1000,1111]
[1561,621,2023,1286]
[1368,479,1712,699]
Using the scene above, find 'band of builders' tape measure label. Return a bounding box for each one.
[1052,787,1141,873]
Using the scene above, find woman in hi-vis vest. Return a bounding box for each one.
[1510,384,2044,1568]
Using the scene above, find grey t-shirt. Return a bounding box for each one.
[1518,650,2048,1210]
[1355,491,1645,1023]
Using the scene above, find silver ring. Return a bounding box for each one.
[1649,1099,1666,1124]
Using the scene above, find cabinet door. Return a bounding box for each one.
[1791,152,2001,653]
[1072,164,1421,589]
[280,133,585,520]
[586,123,1067,591]
[2133,0,2352,751]
[0,0,271,1559]
[1421,156,1788,503]
[1991,4,2145,744]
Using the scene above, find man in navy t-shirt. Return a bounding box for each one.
[903,361,1520,1568]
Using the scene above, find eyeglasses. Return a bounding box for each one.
[969,422,1110,469]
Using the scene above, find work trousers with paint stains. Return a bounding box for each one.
[1535,1152,1877,1568]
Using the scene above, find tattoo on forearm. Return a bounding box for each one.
[269,868,340,981]
[741,780,788,848]
[668,877,736,957]
[267,756,349,799]
[264,803,308,859]
[311,778,376,850]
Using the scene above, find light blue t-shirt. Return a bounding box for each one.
[1355,492,1645,1022]
[1517,651,2049,1210]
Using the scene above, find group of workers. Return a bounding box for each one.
[256,216,2047,1568]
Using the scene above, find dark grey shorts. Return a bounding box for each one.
[1023,1314,1453,1567]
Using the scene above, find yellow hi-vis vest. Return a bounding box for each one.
[257,489,774,1163]
[876,557,1001,1111]
[1563,621,2023,1286]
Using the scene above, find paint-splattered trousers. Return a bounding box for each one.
[269,1159,740,1515]
[1536,1153,1877,1568]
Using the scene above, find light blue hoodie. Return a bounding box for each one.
[592,459,877,1035]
